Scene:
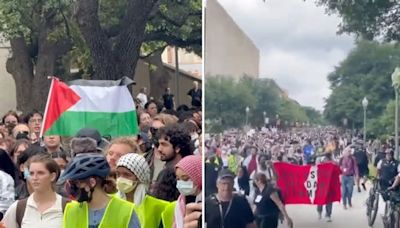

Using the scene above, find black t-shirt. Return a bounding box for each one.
[162,94,174,109]
[254,184,280,217]
[205,194,254,228]
[353,150,368,166]
[205,163,219,197]
[187,88,202,107]
[374,152,385,167]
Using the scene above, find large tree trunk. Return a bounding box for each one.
[74,0,159,80]
[146,51,170,101]
[6,38,35,113]
[6,25,71,114]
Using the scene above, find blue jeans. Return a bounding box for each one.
[341,175,354,206]
[317,203,333,217]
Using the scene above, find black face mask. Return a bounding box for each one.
[67,181,95,202]
[76,187,94,202]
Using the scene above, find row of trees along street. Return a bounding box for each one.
[205,76,323,133]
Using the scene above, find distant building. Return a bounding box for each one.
[205,0,259,79]
[133,57,202,107]
[162,46,202,78]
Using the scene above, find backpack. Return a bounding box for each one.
[16,197,70,227]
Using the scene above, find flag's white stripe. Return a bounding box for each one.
[68,85,136,112]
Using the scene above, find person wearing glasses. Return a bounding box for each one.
[23,111,43,140]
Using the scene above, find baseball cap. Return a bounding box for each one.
[218,169,235,180]
[75,128,109,150]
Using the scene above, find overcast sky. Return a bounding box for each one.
[217,0,355,111]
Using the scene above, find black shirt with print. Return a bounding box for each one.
[205,194,254,228]
[254,184,280,217]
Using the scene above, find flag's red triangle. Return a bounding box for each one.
[41,78,81,136]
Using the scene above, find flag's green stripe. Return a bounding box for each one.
[45,110,138,137]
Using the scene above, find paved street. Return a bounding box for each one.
[279,182,385,228]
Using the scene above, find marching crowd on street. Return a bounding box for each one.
[0,81,203,228]
[204,124,400,228]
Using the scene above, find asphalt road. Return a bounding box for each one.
[279,182,385,228]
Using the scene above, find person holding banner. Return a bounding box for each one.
[253,173,293,228]
[316,153,336,222]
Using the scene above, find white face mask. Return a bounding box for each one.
[176,180,197,196]
[23,167,30,180]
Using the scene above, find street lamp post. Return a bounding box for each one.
[362,97,368,145]
[392,67,400,159]
[245,107,250,126]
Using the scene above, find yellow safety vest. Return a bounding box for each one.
[228,155,239,175]
[63,196,135,228]
[161,201,177,228]
[133,195,170,228]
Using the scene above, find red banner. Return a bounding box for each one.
[273,162,341,205]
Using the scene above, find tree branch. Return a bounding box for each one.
[139,44,167,59]
[144,31,201,47]
[58,0,71,38]
[150,6,201,28]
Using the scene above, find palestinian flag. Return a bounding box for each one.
[40,77,138,137]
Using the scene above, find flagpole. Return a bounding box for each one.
[40,76,56,138]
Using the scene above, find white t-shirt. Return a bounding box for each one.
[0,170,14,215]
[136,93,148,108]
[3,193,63,228]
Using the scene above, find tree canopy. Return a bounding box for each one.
[315,0,400,41]
[323,40,400,137]
[205,75,323,132]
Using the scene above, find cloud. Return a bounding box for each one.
[217,0,355,110]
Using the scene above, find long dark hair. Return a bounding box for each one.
[149,167,180,202]
[237,166,250,195]
[0,149,19,185]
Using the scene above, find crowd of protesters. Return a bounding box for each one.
[0,82,203,228]
[204,123,398,228]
